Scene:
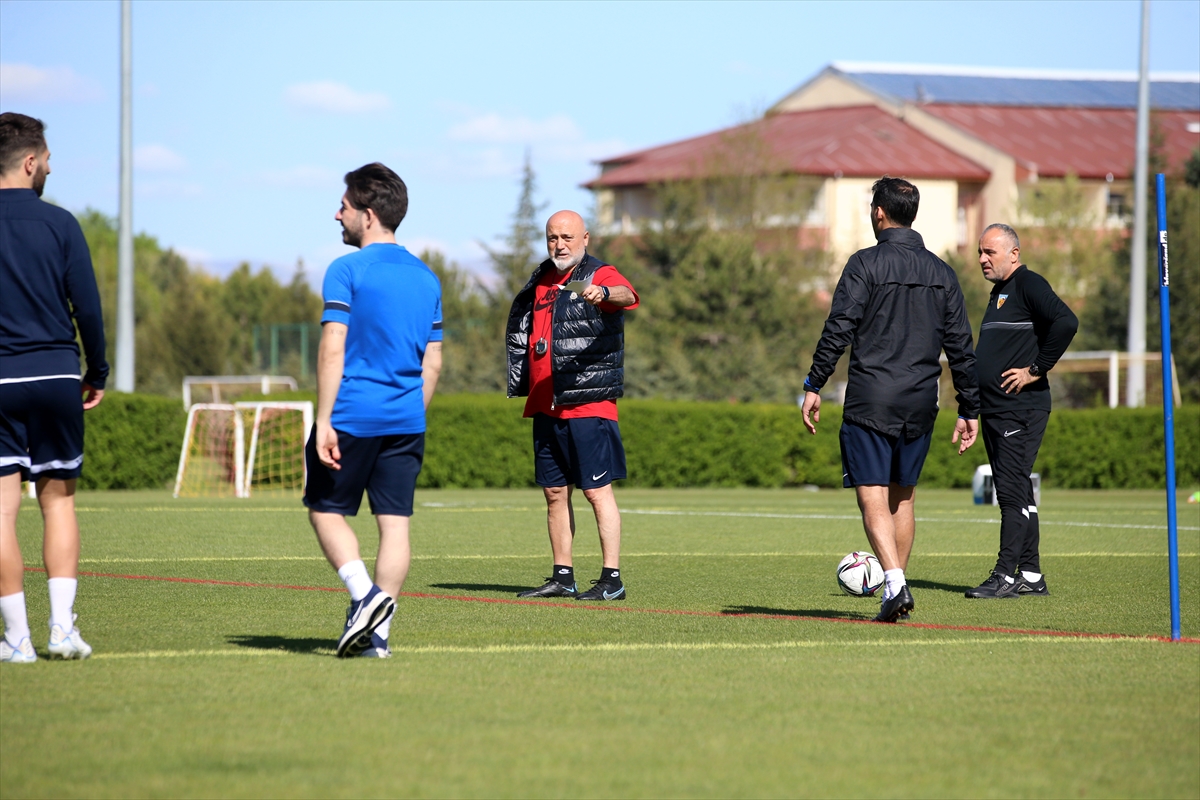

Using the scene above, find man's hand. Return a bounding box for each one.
[952,417,978,455]
[801,391,821,435]
[580,283,635,308]
[1001,366,1040,395]
[82,384,104,410]
[315,421,341,470]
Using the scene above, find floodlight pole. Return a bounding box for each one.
[1126,0,1150,407]
[115,0,135,393]
[1154,173,1180,641]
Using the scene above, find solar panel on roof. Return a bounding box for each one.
[846,72,1200,110]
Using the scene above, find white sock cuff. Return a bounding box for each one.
[1021,571,1043,582]
[47,578,78,631]
[337,560,373,602]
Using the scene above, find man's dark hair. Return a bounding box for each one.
[0,113,47,176]
[344,162,408,232]
[870,176,919,227]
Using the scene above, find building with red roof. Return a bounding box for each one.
[587,63,1200,260]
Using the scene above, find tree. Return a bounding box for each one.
[481,151,545,303]
[421,250,501,393]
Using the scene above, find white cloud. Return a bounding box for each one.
[0,62,104,103]
[448,113,582,144]
[134,144,187,173]
[284,81,390,114]
[259,165,341,190]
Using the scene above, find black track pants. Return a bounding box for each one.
[981,409,1049,576]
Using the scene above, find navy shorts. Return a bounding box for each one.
[303,427,424,516]
[0,376,85,481]
[533,414,626,490]
[839,420,933,488]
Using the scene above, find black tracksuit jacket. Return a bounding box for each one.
[975,264,1078,415]
[805,227,979,438]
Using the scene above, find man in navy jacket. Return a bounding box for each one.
[0,112,108,663]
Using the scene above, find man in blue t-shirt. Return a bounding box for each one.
[303,162,443,659]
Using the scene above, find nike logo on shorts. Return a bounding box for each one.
[1003,429,1022,437]
[592,471,608,481]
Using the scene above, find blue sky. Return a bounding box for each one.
[2,0,1198,284]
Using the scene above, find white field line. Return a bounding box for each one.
[88,635,1172,661]
[73,505,1199,532]
[76,551,1198,565]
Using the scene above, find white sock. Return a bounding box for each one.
[1021,571,1042,582]
[337,560,373,602]
[375,609,393,641]
[47,577,77,631]
[884,569,906,601]
[0,592,30,645]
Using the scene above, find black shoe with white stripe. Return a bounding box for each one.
[965,571,1020,599]
[1014,574,1050,596]
[576,580,625,601]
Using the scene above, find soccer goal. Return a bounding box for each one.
[174,401,312,498]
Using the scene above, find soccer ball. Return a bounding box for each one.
[837,551,884,597]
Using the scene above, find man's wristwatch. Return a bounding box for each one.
[1028,363,1041,378]
[602,285,610,301]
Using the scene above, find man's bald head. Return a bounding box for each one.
[546,210,589,272]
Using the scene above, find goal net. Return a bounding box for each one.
[174,401,312,498]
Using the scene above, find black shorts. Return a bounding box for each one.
[533,414,626,490]
[0,376,84,481]
[303,427,424,516]
[839,420,933,488]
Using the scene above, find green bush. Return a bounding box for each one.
[82,393,185,489]
[81,391,1199,491]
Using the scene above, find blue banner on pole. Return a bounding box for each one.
[1155,173,1181,641]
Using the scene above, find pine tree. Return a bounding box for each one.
[483,151,546,302]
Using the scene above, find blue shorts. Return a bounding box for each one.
[0,376,84,481]
[839,420,932,488]
[303,427,424,516]
[533,414,626,490]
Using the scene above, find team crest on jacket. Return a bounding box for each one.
[997,294,1008,309]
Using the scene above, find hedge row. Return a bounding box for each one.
[75,392,1199,490]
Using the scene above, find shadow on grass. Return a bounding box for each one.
[908,578,974,594]
[429,582,530,595]
[227,634,331,655]
[721,605,876,621]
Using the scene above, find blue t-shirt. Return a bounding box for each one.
[321,244,442,436]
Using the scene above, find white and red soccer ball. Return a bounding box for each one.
[836,551,884,597]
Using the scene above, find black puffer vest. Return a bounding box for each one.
[505,253,625,407]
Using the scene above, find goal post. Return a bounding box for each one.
[173,401,313,498]
[174,404,245,498]
[238,401,313,497]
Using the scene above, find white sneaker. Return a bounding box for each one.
[48,616,92,660]
[1,637,37,664]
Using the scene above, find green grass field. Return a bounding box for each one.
[2,487,1198,799]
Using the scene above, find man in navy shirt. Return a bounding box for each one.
[0,112,108,663]
[303,163,443,658]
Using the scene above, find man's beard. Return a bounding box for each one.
[341,223,362,248]
[551,250,583,272]
[32,163,47,197]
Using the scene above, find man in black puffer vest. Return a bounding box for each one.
[506,210,639,601]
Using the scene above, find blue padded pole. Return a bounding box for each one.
[1155,173,1180,641]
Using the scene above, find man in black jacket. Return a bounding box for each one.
[802,177,979,623]
[966,223,1077,599]
[506,211,639,601]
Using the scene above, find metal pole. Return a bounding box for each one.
[115,0,135,392]
[1155,173,1180,641]
[1127,0,1150,407]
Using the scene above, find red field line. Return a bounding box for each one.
[27,566,1200,644]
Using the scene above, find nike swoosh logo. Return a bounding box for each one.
[603,588,624,600]
[1003,429,1022,437]
[592,471,608,481]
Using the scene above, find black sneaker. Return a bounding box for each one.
[516,579,578,598]
[576,580,626,601]
[874,586,914,623]
[1014,574,1050,596]
[965,571,1020,599]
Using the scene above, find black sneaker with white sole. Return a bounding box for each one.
[1014,574,1050,596]
[576,580,625,601]
[336,587,395,658]
[874,585,914,622]
[965,571,1020,599]
[517,579,579,598]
